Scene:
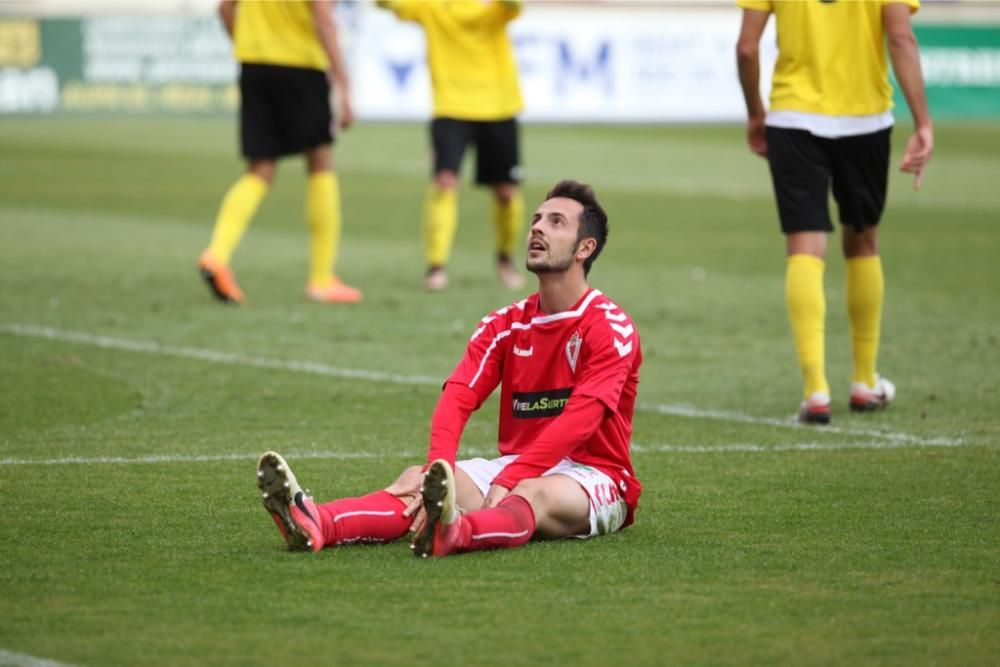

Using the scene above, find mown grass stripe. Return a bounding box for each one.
[1,323,966,448]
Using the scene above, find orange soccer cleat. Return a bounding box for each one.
[496,257,525,290]
[198,251,245,304]
[306,278,362,304]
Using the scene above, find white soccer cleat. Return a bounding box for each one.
[850,376,896,412]
[798,391,831,425]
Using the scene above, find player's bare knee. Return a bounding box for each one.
[494,183,517,204]
[434,171,459,190]
[510,478,546,508]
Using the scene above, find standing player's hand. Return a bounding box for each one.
[747,115,767,158]
[483,483,510,509]
[900,124,933,190]
[338,92,355,130]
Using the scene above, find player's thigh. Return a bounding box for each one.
[430,117,472,176]
[239,64,282,159]
[474,118,521,185]
[454,465,486,513]
[765,126,834,234]
[274,66,332,156]
[830,128,891,231]
[512,474,591,539]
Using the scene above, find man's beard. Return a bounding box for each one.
[526,248,575,275]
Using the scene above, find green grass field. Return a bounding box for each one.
[1,117,998,667]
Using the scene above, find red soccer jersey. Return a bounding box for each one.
[446,288,642,521]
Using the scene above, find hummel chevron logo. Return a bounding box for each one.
[610,323,634,338]
[604,311,627,322]
[596,303,618,311]
[613,338,633,357]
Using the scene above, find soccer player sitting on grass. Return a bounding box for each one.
[257,180,642,557]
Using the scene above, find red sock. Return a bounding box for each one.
[316,491,410,546]
[457,495,536,552]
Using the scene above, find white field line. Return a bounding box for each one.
[1,323,966,448]
[639,403,965,447]
[630,439,969,454]
[0,650,82,667]
[0,436,972,467]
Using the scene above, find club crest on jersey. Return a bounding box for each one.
[565,331,582,372]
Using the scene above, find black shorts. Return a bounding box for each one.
[239,63,333,160]
[431,117,521,185]
[766,126,891,234]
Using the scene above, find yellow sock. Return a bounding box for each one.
[846,256,884,388]
[424,186,458,267]
[306,171,341,287]
[493,192,524,260]
[208,174,268,264]
[786,254,829,398]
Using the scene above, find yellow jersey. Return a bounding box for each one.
[234,0,329,71]
[381,0,523,120]
[737,0,920,116]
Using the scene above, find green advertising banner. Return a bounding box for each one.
[0,17,238,114]
[899,25,1000,118]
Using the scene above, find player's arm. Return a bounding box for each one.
[311,0,354,129]
[425,382,479,465]
[884,2,933,190]
[488,395,606,498]
[735,8,770,158]
[490,317,636,496]
[218,0,237,39]
[427,309,510,463]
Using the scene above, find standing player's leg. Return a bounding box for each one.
[766,127,834,423]
[303,144,361,303]
[833,128,894,411]
[423,118,468,291]
[200,64,280,304]
[477,119,524,289]
[200,159,273,305]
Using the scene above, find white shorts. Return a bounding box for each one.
[455,454,628,538]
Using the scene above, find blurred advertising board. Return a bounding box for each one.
[0,5,997,120]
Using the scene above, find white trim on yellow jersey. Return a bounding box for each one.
[766,110,895,139]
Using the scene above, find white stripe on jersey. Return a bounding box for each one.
[467,289,616,388]
[470,329,512,388]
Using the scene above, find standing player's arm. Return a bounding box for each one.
[884,3,933,190]
[484,395,607,508]
[311,0,354,129]
[735,9,770,158]
[218,0,237,39]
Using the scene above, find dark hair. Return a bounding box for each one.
[544,180,608,276]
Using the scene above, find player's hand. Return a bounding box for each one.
[338,93,355,130]
[747,115,767,158]
[385,465,425,533]
[483,483,510,509]
[900,124,933,190]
